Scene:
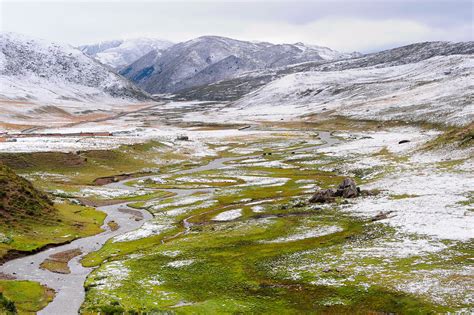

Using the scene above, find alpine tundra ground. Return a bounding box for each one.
[0,109,472,313]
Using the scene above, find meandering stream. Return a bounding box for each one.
[0,131,339,314]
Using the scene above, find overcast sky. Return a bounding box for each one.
[0,0,472,52]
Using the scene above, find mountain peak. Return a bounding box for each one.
[121,35,357,94]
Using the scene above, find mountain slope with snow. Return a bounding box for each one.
[176,41,474,102]
[79,38,173,69]
[0,32,151,104]
[120,36,358,94]
[185,54,473,126]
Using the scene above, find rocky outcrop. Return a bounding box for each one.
[309,178,361,203]
[337,178,360,198]
[309,188,338,203]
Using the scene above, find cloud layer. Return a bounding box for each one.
[1,0,472,52]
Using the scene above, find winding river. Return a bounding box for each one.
[0,131,339,314]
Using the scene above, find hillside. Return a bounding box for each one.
[79,38,173,69]
[176,41,474,101]
[120,35,358,94]
[0,32,151,104]
[0,163,55,224]
[0,163,105,263]
[186,54,473,126]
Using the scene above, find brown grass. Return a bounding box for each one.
[39,248,82,274]
[107,221,120,231]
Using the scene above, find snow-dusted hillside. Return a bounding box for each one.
[187,54,473,126]
[120,36,358,94]
[0,32,151,104]
[176,41,474,102]
[79,38,173,69]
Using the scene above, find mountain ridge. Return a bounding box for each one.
[79,37,173,69]
[175,40,474,101]
[119,35,360,94]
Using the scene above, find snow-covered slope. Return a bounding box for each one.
[120,36,357,94]
[0,32,151,104]
[79,38,173,69]
[176,41,474,102]
[187,54,474,126]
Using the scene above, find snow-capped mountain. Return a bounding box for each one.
[120,36,358,94]
[176,41,474,102]
[0,32,151,104]
[79,38,173,69]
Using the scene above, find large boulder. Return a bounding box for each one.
[309,178,360,203]
[336,178,360,198]
[309,188,337,203]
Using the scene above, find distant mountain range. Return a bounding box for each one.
[1,32,472,129]
[79,38,173,69]
[118,35,361,94]
[0,33,362,104]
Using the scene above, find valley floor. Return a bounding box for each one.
[0,101,472,314]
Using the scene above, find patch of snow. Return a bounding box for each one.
[161,250,181,257]
[344,237,447,259]
[165,200,217,217]
[262,225,342,243]
[212,209,242,221]
[79,187,148,199]
[175,176,237,184]
[152,194,210,211]
[347,170,474,241]
[93,261,130,290]
[321,128,439,157]
[251,205,265,213]
[113,219,173,242]
[166,259,195,268]
[236,175,289,187]
[395,267,474,305]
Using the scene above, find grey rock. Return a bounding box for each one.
[337,178,359,198]
[309,188,337,203]
[372,211,394,221]
[309,178,361,203]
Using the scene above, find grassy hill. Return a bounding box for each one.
[0,163,56,224]
[0,163,106,263]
